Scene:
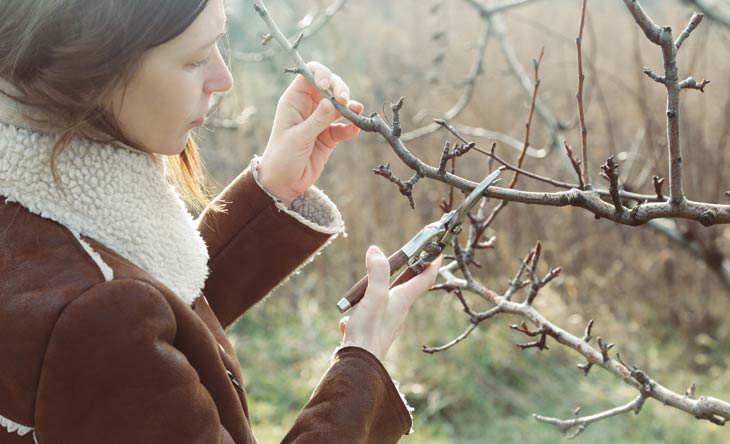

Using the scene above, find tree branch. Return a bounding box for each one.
[435,243,730,429]
[684,0,730,29]
[238,0,348,62]
[622,1,708,204]
[576,0,591,188]
[534,395,647,438]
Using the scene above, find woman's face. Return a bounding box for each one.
[108,0,233,156]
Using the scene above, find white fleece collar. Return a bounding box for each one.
[0,106,209,306]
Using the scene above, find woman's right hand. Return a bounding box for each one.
[339,245,442,361]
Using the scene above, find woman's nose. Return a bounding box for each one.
[204,49,234,94]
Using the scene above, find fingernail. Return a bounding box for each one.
[368,245,380,255]
[319,78,329,89]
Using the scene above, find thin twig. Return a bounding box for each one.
[238,0,348,62]
[576,0,591,188]
[534,394,647,438]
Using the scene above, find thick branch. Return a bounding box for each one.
[622,1,708,204]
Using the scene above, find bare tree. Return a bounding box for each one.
[253,0,729,437]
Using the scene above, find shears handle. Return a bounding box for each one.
[337,249,411,313]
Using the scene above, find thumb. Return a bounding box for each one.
[361,245,391,310]
[393,255,443,308]
[298,99,337,141]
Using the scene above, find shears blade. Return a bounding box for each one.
[450,167,503,226]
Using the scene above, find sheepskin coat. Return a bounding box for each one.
[0,86,413,443]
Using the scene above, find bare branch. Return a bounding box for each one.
[486,148,577,189]
[685,0,730,29]
[623,0,669,45]
[643,67,666,84]
[390,97,405,138]
[679,76,711,92]
[597,337,615,363]
[450,123,547,158]
[422,322,479,354]
[622,0,709,204]
[515,329,550,351]
[452,260,730,424]
[238,0,348,62]
[534,394,647,438]
[576,0,590,188]
[653,175,665,200]
[675,12,704,49]
[488,13,566,152]
[435,246,730,427]
[600,156,625,214]
[563,141,585,189]
[372,163,422,209]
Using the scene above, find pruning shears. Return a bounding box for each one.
[337,167,504,313]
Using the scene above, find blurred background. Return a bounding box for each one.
[191,0,730,442]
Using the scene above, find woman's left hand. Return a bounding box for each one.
[258,61,364,205]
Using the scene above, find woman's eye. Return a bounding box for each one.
[191,54,211,68]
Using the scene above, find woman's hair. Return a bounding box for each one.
[0,0,226,214]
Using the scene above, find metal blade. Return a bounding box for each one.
[454,168,503,220]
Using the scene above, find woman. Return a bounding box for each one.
[0,0,441,443]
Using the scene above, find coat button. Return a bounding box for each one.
[227,370,244,392]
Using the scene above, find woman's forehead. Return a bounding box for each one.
[169,0,227,50]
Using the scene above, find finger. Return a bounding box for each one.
[348,100,364,115]
[391,255,443,309]
[307,61,332,91]
[283,61,331,101]
[339,316,350,336]
[330,73,350,105]
[327,99,363,124]
[361,245,391,311]
[296,99,338,142]
[322,123,360,146]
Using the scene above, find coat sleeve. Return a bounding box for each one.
[33,279,235,444]
[195,157,344,329]
[283,346,414,444]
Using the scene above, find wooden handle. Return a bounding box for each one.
[339,249,409,312]
[391,266,419,288]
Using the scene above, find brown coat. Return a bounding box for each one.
[0,128,412,441]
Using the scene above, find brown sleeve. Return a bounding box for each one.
[195,159,344,329]
[282,346,413,444]
[34,280,235,444]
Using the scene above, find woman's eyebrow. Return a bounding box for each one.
[194,17,228,51]
[195,31,225,51]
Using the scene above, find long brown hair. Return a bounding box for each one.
[0,0,226,214]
